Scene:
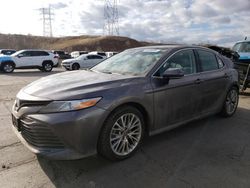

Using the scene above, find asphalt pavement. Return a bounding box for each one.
[0,68,250,188]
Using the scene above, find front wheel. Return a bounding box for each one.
[98,106,145,161]
[2,63,14,73]
[72,63,80,70]
[220,87,239,117]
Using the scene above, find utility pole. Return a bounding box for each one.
[103,0,119,36]
[39,6,54,37]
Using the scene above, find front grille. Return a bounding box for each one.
[20,119,65,149]
[17,99,51,109]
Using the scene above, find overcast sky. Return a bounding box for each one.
[0,0,249,46]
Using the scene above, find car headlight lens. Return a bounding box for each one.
[39,97,102,113]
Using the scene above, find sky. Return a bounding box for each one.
[0,0,249,47]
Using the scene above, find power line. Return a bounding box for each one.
[103,0,119,36]
[39,6,54,37]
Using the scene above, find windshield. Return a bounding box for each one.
[76,54,86,60]
[233,42,250,53]
[91,48,167,76]
[11,51,23,56]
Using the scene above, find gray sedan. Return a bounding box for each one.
[11,45,239,160]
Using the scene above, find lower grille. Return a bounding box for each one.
[20,119,65,149]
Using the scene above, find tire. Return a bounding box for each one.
[72,63,80,70]
[42,62,53,72]
[98,106,145,161]
[2,62,14,73]
[220,87,239,117]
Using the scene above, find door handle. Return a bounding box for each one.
[194,78,203,84]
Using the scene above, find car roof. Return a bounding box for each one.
[21,49,48,51]
[129,45,216,52]
[0,49,16,51]
[234,40,250,44]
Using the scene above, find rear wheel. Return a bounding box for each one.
[98,106,145,161]
[2,63,14,73]
[42,62,53,72]
[72,63,80,70]
[220,87,239,117]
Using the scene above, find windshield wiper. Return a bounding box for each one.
[91,69,122,75]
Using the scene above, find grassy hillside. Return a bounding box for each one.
[0,34,152,52]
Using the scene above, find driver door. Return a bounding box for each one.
[15,51,33,67]
[151,49,203,131]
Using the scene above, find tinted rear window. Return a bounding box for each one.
[31,51,49,56]
[197,50,219,72]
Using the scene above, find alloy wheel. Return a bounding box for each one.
[44,63,52,71]
[109,113,142,156]
[225,89,238,115]
[3,64,14,73]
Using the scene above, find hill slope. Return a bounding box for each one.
[0,34,152,52]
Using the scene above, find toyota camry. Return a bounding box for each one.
[11,45,239,160]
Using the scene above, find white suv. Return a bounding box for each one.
[0,50,59,73]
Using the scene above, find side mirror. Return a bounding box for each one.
[162,68,184,79]
[17,54,24,58]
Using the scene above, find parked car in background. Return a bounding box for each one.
[70,51,88,58]
[232,40,250,90]
[89,51,107,58]
[232,40,250,63]
[0,49,58,73]
[12,45,239,160]
[105,51,118,58]
[52,50,71,59]
[0,49,16,55]
[61,54,105,70]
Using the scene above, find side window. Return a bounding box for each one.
[87,55,93,59]
[20,51,32,57]
[39,51,49,56]
[93,55,103,59]
[30,51,49,56]
[197,50,218,72]
[156,49,196,76]
[217,57,224,69]
[30,51,39,56]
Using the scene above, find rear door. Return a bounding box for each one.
[151,49,204,131]
[84,55,103,68]
[30,51,42,66]
[79,55,92,68]
[91,55,104,66]
[195,49,230,113]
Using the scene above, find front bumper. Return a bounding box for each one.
[12,105,108,160]
[61,63,71,69]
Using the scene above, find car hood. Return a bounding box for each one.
[0,55,12,62]
[20,70,136,100]
[62,59,75,63]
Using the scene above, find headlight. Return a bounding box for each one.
[39,97,102,113]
